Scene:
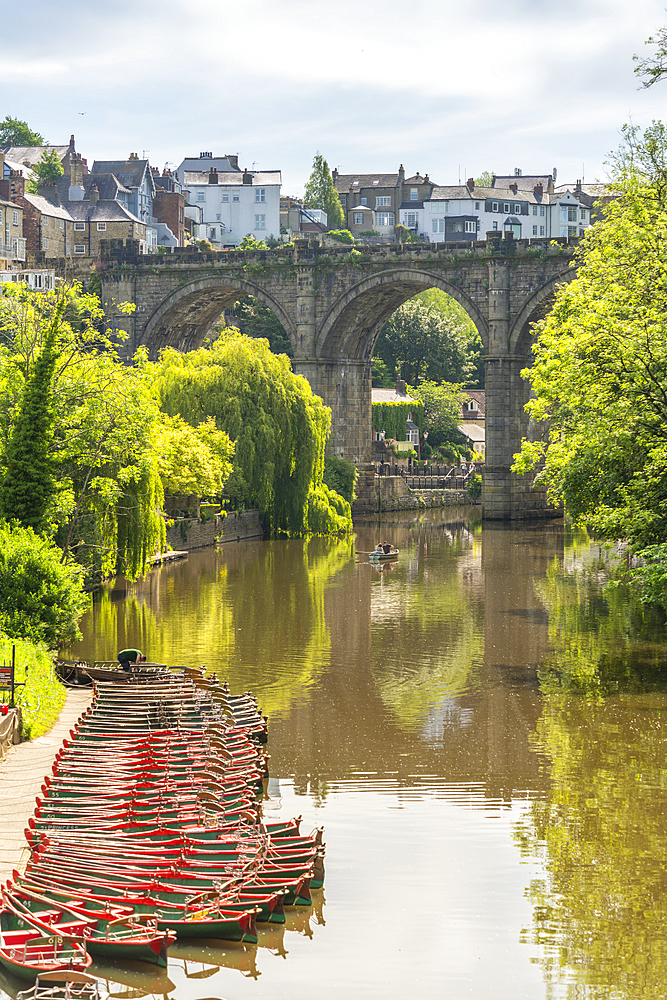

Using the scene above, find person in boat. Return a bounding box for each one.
[117,648,147,672]
[375,543,384,553]
[382,541,394,554]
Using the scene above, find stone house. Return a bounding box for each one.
[91,155,157,250]
[0,195,25,268]
[334,166,436,238]
[2,134,86,180]
[3,167,75,259]
[67,191,147,258]
[458,389,485,457]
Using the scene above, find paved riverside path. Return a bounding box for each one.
[0,688,92,884]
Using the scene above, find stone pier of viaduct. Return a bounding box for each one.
[97,234,576,520]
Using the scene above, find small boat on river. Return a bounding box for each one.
[369,549,399,563]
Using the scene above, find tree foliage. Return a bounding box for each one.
[232,297,292,356]
[513,121,667,563]
[0,521,88,647]
[475,170,495,187]
[156,330,351,536]
[27,148,64,193]
[303,153,345,231]
[374,292,482,386]
[408,381,463,439]
[155,413,234,498]
[323,455,357,504]
[634,24,667,88]
[0,116,45,147]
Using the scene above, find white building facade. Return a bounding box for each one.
[399,178,592,245]
[179,154,281,248]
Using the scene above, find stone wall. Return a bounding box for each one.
[165,509,263,551]
[352,468,473,515]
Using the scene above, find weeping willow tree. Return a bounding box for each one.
[156,331,351,536]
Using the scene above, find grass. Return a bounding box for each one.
[0,632,66,739]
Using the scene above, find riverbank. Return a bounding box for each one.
[352,469,475,516]
[0,687,92,884]
[165,509,263,551]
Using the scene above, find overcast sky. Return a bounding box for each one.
[4,0,667,195]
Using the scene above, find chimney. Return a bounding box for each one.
[398,164,405,184]
[509,182,518,194]
[3,169,25,201]
[242,168,252,185]
[38,181,60,206]
[395,379,406,396]
[209,167,219,184]
[575,178,582,195]
[0,152,4,178]
[466,177,474,191]
[68,153,85,201]
[332,167,338,182]
[89,184,99,206]
[534,183,543,197]
[424,174,429,183]
[227,154,239,170]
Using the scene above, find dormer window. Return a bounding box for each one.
[410,188,418,200]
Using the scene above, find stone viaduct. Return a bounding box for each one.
[98,234,577,520]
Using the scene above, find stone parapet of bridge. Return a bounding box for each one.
[91,234,577,521]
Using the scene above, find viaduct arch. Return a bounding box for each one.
[99,236,577,520]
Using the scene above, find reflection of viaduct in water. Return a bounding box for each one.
[280,512,563,800]
[100,238,577,520]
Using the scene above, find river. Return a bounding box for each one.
[17,509,667,999]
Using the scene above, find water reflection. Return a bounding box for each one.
[57,510,667,999]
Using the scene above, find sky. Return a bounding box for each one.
[4,0,667,196]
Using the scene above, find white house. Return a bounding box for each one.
[399,171,593,245]
[177,153,281,248]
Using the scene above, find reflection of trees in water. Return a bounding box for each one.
[370,530,483,726]
[516,694,667,999]
[78,537,353,719]
[516,539,667,998]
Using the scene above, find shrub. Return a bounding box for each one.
[467,474,482,499]
[0,521,88,647]
[326,230,354,245]
[323,455,357,504]
[0,632,66,739]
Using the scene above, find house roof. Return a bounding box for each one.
[458,423,485,442]
[179,156,242,173]
[335,173,400,192]
[372,387,417,404]
[22,194,73,221]
[462,389,485,417]
[3,157,35,179]
[65,201,143,225]
[5,146,71,169]
[492,174,555,192]
[183,170,281,186]
[56,172,131,203]
[91,160,154,193]
[399,201,424,209]
[0,197,19,211]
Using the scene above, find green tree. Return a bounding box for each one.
[408,381,463,440]
[0,116,45,147]
[0,306,60,532]
[27,148,64,193]
[303,153,345,231]
[634,24,667,87]
[232,296,292,356]
[0,521,87,647]
[374,295,481,386]
[512,121,667,566]
[474,170,495,187]
[156,330,351,536]
[155,413,234,499]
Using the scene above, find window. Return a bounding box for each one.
[464,221,477,233]
[232,190,239,202]
[567,206,577,222]
[74,244,85,254]
[255,188,266,203]
[376,196,391,207]
[254,214,266,229]
[532,206,537,215]
[540,225,545,236]
[580,209,587,221]
[60,219,64,229]
[540,206,545,216]
[492,201,498,212]
[568,225,577,237]
[0,210,3,224]
[375,212,394,227]
[197,191,205,202]
[451,221,464,233]
[12,211,18,226]
[432,220,438,233]
[44,238,49,249]
[216,214,221,221]
[405,211,418,227]
[475,201,480,210]
[74,221,85,231]
[493,221,498,230]
[222,192,229,202]
[560,226,568,238]
[210,228,216,239]
[514,204,521,213]
[532,225,538,236]
[410,188,418,201]
[504,202,510,212]
[353,211,364,225]
[360,197,367,206]
[96,222,106,231]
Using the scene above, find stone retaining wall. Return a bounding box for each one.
[0,709,21,758]
[352,469,475,516]
[165,509,263,552]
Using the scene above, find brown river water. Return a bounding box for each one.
[7,508,667,1000]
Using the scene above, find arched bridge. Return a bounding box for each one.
[100,235,577,520]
